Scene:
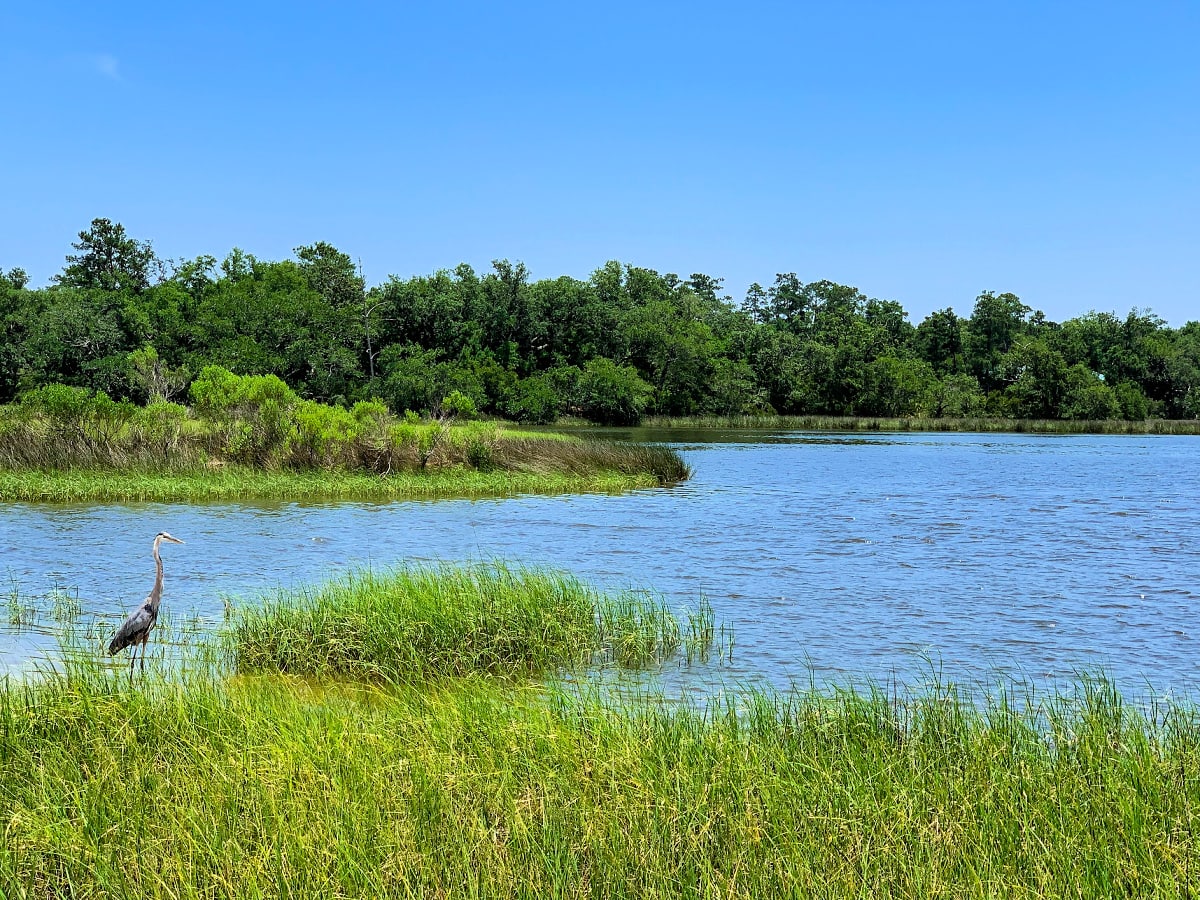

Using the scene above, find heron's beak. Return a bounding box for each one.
[166,537,185,544]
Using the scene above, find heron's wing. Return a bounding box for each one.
[108,603,155,654]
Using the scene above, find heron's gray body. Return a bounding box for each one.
[108,532,183,674]
[108,601,157,655]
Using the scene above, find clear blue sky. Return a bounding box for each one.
[2,1,1197,325]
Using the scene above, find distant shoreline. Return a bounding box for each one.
[620,414,1200,435]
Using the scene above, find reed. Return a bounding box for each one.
[1,664,1198,898]
[230,564,695,680]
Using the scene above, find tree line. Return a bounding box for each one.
[2,218,1198,424]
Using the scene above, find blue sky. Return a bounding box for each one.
[2,1,1197,325]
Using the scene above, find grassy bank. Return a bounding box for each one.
[0,464,664,503]
[1,666,1198,897]
[639,414,1200,434]
[3,566,1197,896]
[0,378,691,501]
[0,426,689,502]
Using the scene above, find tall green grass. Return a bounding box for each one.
[230,565,694,680]
[0,465,662,503]
[1,665,1198,898]
[3,565,1198,896]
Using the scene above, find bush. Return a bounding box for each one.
[130,401,191,464]
[500,375,562,424]
[19,384,136,455]
[440,390,478,420]
[292,400,361,467]
[575,358,653,426]
[190,366,300,465]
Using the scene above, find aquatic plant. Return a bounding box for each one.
[230,564,698,681]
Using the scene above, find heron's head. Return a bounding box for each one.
[155,532,185,545]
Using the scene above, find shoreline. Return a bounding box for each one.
[0,466,664,503]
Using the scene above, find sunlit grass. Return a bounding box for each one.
[4,565,1198,896]
[0,466,661,503]
[1,662,1198,898]
[230,564,693,680]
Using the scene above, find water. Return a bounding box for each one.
[3,431,1199,693]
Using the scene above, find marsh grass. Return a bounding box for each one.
[0,465,662,503]
[3,594,35,630]
[641,414,1200,435]
[3,581,80,631]
[4,568,1199,895]
[230,565,699,681]
[493,437,691,483]
[0,397,691,503]
[1,661,1199,898]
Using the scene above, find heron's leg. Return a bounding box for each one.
[129,644,136,681]
[140,635,147,672]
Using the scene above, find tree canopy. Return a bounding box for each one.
[2,219,1197,423]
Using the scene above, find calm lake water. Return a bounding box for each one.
[2,431,1199,694]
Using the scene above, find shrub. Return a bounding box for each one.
[130,401,192,464]
[292,400,361,468]
[501,375,562,424]
[440,389,478,420]
[575,358,653,426]
[190,366,299,465]
[19,384,136,458]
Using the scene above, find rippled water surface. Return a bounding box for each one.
[3,431,1199,692]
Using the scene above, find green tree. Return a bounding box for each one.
[931,374,985,417]
[1061,365,1119,420]
[858,356,936,416]
[575,357,653,425]
[1001,336,1068,418]
[914,308,966,374]
[56,218,157,293]
[966,291,1030,392]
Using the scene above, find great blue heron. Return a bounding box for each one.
[108,532,185,675]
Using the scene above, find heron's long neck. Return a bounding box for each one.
[149,539,165,610]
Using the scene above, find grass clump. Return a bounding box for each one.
[1,667,1199,898]
[230,564,696,680]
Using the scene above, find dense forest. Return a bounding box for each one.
[2,218,1198,424]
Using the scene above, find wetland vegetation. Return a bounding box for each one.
[0,371,689,501]
[1,565,1198,897]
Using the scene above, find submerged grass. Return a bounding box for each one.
[230,564,693,680]
[1,664,1199,898]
